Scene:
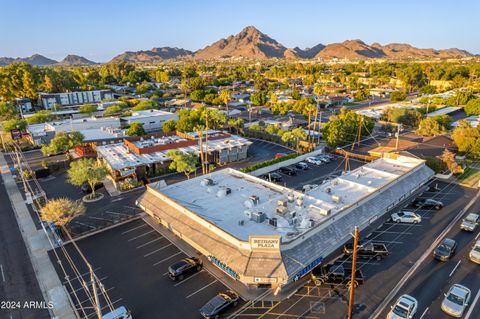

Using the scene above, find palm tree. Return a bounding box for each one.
[305,103,316,151]
[219,90,231,123]
[194,125,206,175]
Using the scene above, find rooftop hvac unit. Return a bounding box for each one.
[332,180,338,186]
[201,178,214,186]
[277,199,287,207]
[249,195,260,206]
[276,205,289,216]
[289,211,297,219]
[269,217,278,227]
[308,218,315,228]
[238,220,244,226]
[309,204,331,216]
[252,211,266,223]
[287,193,295,203]
[244,210,252,219]
[332,195,341,203]
[326,188,332,194]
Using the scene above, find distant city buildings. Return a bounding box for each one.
[38,90,113,109]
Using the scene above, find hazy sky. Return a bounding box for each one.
[1,0,479,62]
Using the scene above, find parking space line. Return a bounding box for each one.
[383,223,422,227]
[186,280,217,299]
[136,237,163,249]
[369,240,404,244]
[62,267,101,284]
[121,223,147,234]
[143,243,173,257]
[174,270,204,287]
[449,260,461,277]
[105,211,131,217]
[71,276,108,293]
[74,221,96,229]
[475,232,480,240]
[127,230,155,241]
[87,216,112,221]
[153,251,182,266]
[419,307,428,319]
[0,264,5,282]
[76,287,115,306]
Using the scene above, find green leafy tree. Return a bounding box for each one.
[265,124,279,135]
[167,150,198,179]
[2,119,27,132]
[219,90,231,116]
[103,105,124,116]
[439,149,462,174]
[465,98,480,116]
[281,128,307,150]
[79,104,98,114]
[26,110,54,124]
[40,198,85,228]
[416,117,446,137]
[355,87,369,101]
[419,85,437,95]
[321,107,374,147]
[68,158,108,197]
[251,91,267,106]
[132,100,158,111]
[127,122,146,136]
[451,120,480,158]
[0,102,18,120]
[390,91,407,102]
[162,119,176,133]
[41,131,84,156]
[447,91,474,106]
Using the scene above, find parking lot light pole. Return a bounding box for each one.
[348,226,359,319]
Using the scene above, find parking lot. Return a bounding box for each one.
[260,154,365,191]
[228,179,478,319]
[49,218,243,319]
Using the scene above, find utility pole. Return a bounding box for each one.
[89,263,102,319]
[348,226,359,319]
[344,153,350,174]
[351,117,362,151]
[198,130,205,175]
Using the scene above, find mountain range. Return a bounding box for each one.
[0,54,96,67]
[0,26,474,66]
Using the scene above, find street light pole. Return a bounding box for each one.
[348,226,359,319]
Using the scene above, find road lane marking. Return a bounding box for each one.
[136,237,163,249]
[174,270,204,287]
[449,260,461,277]
[419,307,428,319]
[127,230,154,241]
[0,264,5,282]
[143,243,173,257]
[111,197,124,202]
[153,251,182,266]
[121,223,147,234]
[465,288,480,319]
[186,280,217,299]
[372,231,413,235]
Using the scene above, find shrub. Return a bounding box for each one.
[240,153,297,173]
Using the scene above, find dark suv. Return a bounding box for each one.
[412,198,443,210]
[199,290,239,319]
[279,166,297,176]
[261,172,284,183]
[433,238,457,261]
[168,257,202,281]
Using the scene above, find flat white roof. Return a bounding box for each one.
[121,109,177,121]
[426,106,462,117]
[155,155,424,241]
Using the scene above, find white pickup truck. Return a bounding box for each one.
[460,213,479,232]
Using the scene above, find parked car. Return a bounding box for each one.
[279,166,297,176]
[343,242,389,260]
[316,155,331,163]
[295,161,309,170]
[460,213,479,232]
[433,238,457,261]
[306,156,323,166]
[199,290,239,319]
[302,184,319,193]
[261,172,284,183]
[102,306,132,319]
[412,198,443,210]
[387,294,418,319]
[391,211,422,224]
[311,263,364,287]
[441,284,471,317]
[81,182,104,193]
[274,153,287,159]
[168,257,202,281]
[469,240,480,264]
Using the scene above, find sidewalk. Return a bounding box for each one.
[143,215,306,302]
[0,152,76,319]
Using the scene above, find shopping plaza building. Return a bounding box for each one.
[137,153,433,290]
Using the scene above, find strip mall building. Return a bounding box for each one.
[137,154,433,290]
